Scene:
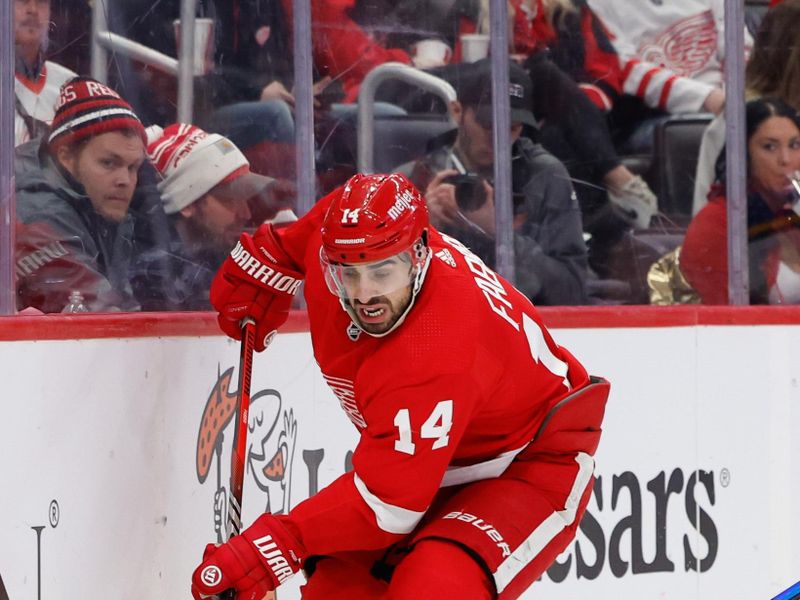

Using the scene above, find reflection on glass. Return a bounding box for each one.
[6,0,777,312]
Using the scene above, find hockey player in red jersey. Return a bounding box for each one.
[191,173,610,599]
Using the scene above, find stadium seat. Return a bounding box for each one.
[649,114,713,225]
[316,112,453,192]
[745,0,770,35]
[372,115,454,173]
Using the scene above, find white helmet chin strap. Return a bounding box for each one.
[341,247,432,338]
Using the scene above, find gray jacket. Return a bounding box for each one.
[400,136,588,305]
[15,155,141,313]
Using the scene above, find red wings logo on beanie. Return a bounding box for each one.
[48,76,145,150]
[55,79,122,111]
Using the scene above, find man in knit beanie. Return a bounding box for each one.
[15,76,149,313]
[137,123,295,310]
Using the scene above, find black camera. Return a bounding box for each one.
[443,173,487,212]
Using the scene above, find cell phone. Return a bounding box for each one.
[443,173,487,212]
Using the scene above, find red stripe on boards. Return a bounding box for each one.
[1,306,800,341]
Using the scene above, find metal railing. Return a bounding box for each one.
[724,0,749,304]
[91,0,197,123]
[356,63,457,174]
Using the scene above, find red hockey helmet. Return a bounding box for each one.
[320,174,432,334]
[320,173,429,264]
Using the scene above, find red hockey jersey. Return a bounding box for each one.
[273,191,591,556]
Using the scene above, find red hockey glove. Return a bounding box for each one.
[191,514,303,599]
[210,224,303,351]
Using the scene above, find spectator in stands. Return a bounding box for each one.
[299,0,464,190]
[117,0,406,192]
[197,0,403,185]
[506,0,658,237]
[305,0,456,103]
[398,60,589,305]
[442,1,657,295]
[111,0,299,180]
[15,77,148,313]
[14,0,76,146]
[140,124,295,310]
[681,98,800,305]
[694,0,800,214]
[324,0,654,290]
[588,0,753,151]
[193,0,301,180]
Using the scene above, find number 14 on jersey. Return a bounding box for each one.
[393,400,453,455]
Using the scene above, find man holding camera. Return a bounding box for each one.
[400,60,588,305]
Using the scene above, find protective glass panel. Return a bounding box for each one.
[305,0,731,307]
[2,0,787,313]
[570,0,754,306]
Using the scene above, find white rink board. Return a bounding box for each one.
[0,325,798,599]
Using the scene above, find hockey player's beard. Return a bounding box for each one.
[348,286,413,335]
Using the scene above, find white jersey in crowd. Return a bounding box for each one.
[587,0,752,114]
[15,61,76,147]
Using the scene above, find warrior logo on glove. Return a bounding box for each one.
[191,514,302,599]
[210,223,304,352]
[199,565,222,586]
[230,242,302,294]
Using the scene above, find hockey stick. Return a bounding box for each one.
[772,580,800,600]
[221,317,256,600]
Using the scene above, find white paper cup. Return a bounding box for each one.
[412,39,453,69]
[173,17,215,76]
[461,33,490,63]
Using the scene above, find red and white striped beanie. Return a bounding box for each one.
[48,77,146,151]
[146,123,251,214]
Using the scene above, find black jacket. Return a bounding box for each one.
[16,155,141,313]
[400,136,589,305]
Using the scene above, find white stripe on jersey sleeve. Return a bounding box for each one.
[663,77,715,115]
[622,62,713,114]
[493,452,595,593]
[353,473,425,534]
